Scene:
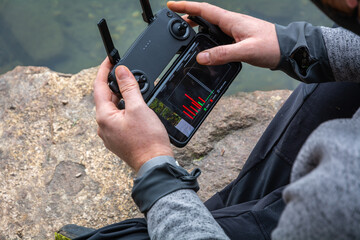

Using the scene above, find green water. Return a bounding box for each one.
[0,0,331,93]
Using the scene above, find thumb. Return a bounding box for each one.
[196,43,244,65]
[115,65,145,108]
[346,0,358,8]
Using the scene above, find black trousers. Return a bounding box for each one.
[75,82,360,240]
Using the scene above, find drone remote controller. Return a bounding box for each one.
[98,0,242,147]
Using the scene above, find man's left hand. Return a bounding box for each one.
[94,58,173,172]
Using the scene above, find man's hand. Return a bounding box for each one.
[94,58,173,172]
[167,1,281,69]
[320,0,359,15]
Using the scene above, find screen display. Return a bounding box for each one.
[147,34,240,145]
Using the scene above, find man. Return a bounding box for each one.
[59,0,360,239]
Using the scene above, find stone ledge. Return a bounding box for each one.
[0,66,291,239]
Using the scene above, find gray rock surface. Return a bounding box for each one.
[0,66,291,239]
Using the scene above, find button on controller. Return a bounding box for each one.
[172,22,187,37]
[169,19,190,40]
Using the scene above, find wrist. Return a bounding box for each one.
[137,156,179,178]
[267,23,281,69]
[132,146,174,172]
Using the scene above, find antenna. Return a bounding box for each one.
[140,0,155,24]
[97,18,121,65]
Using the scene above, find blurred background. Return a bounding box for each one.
[0,0,332,93]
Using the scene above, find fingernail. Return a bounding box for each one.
[116,66,130,79]
[197,52,210,64]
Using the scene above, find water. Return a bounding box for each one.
[0,0,331,93]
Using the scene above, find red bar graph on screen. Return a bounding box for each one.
[190,106,198,113]
[183,93,202,120]
[183,105,195,116]
[183,111,194,120]
[183,91,214,120]
[183,93,204,120]
[185,94,201,109]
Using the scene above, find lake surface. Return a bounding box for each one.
[0,0,331,93]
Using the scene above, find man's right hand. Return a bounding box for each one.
[320,0,359,15]
[167,1,281,69]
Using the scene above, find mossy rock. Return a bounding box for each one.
[55,232,71,240]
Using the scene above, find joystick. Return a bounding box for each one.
[132,70,149,93]
[169,20,190,40]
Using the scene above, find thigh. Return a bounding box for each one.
[211,187,285,240]
[73,218,149,240]
[206,82,360,210]
[74,83,360,240]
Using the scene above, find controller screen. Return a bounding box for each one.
[148,35,233,143]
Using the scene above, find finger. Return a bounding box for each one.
[346,0,359,8]
[196,41,250,65]
[167,1,234,33]
[181,14,198,28]
[323,0,356,14]
[94,58,118,111]
[115,66,146,109]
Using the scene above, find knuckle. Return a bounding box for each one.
[212,46,228,63]
[96,114,106,128]
[200,2,210,8]
[97,128,103,139]
[243,41,256,60]
[119,82,139,95]
[219,12,235,29]
[127,101,147,114]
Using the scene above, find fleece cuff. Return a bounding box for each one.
[132,163,201,213]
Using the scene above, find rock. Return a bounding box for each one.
[0,66,291,239]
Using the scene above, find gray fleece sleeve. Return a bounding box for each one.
[275,22,335,83]
[320,27,360,82]
[272,108,360,240]
[147,189,229,240]
[275,23,360,84]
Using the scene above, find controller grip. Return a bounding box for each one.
[108,71,123,99]
[187,16,234,45]
[107,71,126,110]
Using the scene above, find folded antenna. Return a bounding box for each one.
[97,18,121,65]
[140,0,155,24]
